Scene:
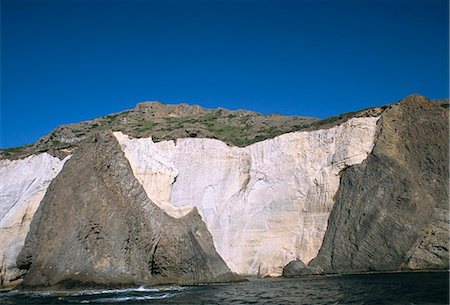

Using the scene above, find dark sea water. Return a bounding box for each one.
[1,271,448,305]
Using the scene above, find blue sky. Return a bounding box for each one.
[1,0,448,148]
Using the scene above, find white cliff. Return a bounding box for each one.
[0,153,69,288]
[114,116,380,276]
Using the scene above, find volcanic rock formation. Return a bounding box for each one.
[15,133,236,290]
[285,94,449,275]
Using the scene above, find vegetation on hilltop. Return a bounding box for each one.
[1,97,447,160]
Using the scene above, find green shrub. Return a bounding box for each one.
[134,120,158,132]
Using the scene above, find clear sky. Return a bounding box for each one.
[1,0,448,148]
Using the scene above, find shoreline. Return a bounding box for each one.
[1,269,448,294]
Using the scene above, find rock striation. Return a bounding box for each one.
[114,116,379,276]
[0,154,69,288]
[285,94,449,275]
[15,133,237,290]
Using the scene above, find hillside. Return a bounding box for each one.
[4,98,447,160]
[1,101,389,160]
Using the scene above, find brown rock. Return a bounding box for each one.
[307,94,449,273]
[16,132,239,290]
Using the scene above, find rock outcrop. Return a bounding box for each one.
[0,154,68,288]
[285,95,449,275]
[15,133,237,290]
[114,116,379,276]
[282,259,311,277]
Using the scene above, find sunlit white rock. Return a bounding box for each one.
[0,153,69,288]
[114,116,379,276]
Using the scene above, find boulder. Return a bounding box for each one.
[282,260,313,277]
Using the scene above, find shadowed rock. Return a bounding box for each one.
[299,94,449,274]
[16,132,239,290]
[282,260,312,277]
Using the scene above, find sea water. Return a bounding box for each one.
[1,271,448,304]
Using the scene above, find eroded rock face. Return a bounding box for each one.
[16,133,236,290]
[306,95,449,274]
[0,154,68,288]
[114,116,380,276]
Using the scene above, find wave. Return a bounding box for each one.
[78,292,176,303]
[55,285,186,303]
[69,285,186,296]
[4,290,55,297]
[69,286,159,296]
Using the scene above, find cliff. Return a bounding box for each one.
[0,154,69,288]
[0,94,447,290]
[285,94,449,276]
[114,116,379,276]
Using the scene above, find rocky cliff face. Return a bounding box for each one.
[114,117,379,276]
[285,95,449,275]
[0,154,69,288]
[0,94,447,290]
[15,133,236,290]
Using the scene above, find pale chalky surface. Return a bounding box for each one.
[115,116,379,276]
[0,154,69,288]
